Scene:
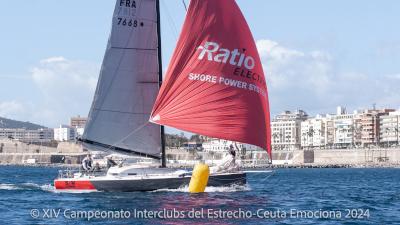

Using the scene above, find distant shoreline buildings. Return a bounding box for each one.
[1,108,399,153]
[272,106,400,151]
[0,115,88,143]
[53,115,87,141]
[0,128,53,142]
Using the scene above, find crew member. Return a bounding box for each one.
[82,154,93,171]
[107,157,117,169]
[229,144,236,164]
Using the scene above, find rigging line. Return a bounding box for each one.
[103,122,150,153]
[182,0,188,12]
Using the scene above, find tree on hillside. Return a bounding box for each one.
[165,134,188,148]
[189,134,201,142]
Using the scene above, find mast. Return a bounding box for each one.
[156,0,166,168]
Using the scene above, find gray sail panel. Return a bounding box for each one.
[83,0,161,157]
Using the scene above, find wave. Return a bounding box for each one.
[1,183,250,193]
[0,182,54,192]
[152,184,251,193]
[53,189,100,194]
[0,183,23,190]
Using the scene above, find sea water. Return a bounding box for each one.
[0,166,399,224]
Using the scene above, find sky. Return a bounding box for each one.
[0,0,400,129]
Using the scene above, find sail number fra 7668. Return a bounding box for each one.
[117,18,138,27]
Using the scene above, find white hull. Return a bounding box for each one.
[54,165,246,192]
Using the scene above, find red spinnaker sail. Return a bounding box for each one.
[150,0,271,158]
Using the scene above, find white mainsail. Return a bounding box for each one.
[82,0,161,158]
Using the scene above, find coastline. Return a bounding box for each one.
[1,140,399,169]
[1,162,399,169]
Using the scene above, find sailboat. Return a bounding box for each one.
[54,0,271,192]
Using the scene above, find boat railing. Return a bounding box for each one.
[58,168,78,178]
[57,168,107,178]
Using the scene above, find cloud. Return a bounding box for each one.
[257,39,304,61]
[39,56,67,64]
[257,40,333,94]
[385,73,400,80]
[2,44,399,128]
[257,39,400,115]
[0,101,25,119]
[32,56,98,93]
[27,57,100,127]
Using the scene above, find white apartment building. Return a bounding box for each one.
[0,128,53,142]
[333,116,354,147]
[380,111,400,146]
[299,106,396,149]
[76,127,85,137]
[324,107,355,148]
[271,110,308,151]
[301,116,326,148]
[54,125,77,141]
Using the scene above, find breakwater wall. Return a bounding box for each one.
[1,139,400,167]
[273,148,400,165]
[0,139,85,165]
[166,148,400,167]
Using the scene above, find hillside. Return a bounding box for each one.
[0,117,46,130]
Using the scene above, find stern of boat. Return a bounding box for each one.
[54,169,98,192]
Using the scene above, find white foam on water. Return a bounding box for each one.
[205,184,251,192]
[53,189,100,194]
[152,184,251,193]
[39,184,56,192]
[0,183,23,190]
[0,182,56,192]
[20,182,56,192]
[151,185,189,193]
[21,182,42,189]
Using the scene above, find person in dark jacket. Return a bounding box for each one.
[82,154,93,171]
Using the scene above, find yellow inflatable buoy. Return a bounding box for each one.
[189,163,210,193]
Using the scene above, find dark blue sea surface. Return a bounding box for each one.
[0,166,399,224]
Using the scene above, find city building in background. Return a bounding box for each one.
[380,111,400,147]
[70,115,87,128]
[70,115,87,137]
[327,107,355,149]
[0,128,53,142]
[271,110,308,151]
[359,109,394,147]
[272,106,399,150]
[301,115,326,148]
[54,125,77,142]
